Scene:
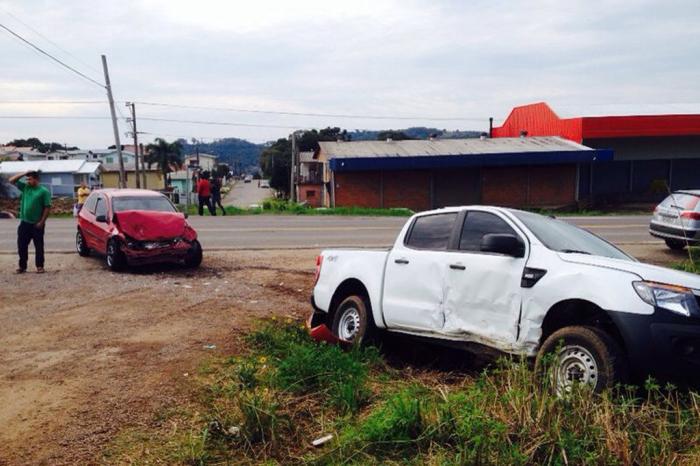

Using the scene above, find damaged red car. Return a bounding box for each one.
[76,189,202,271]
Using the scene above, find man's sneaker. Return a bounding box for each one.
[36,267,45,274]
[15,268,26,274]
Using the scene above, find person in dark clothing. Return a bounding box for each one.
[9,170,51,273]
[211,177,226,215]
[196,173,216,216]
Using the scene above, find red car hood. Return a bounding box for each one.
[115,210,187,241]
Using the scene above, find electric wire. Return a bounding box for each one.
[133,101,486,122]
[0,5,102,75]
[0,22,105,89]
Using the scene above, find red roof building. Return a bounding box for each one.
[492,102,700,204]
[492,102,700,142]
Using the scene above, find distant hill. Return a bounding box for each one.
[178,138,264,172]
[350,127,483,141]
[174,127,481,173]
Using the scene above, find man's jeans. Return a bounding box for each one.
[198,195,215,216]
[17,221,45,270]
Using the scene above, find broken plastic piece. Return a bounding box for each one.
[312,434,333,447]
[306,311,351,347]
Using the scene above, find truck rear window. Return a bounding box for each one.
[406,213,457,250]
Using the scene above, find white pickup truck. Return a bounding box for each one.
[310,206,700,391]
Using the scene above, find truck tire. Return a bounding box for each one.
[665,239,687,250]
[76,230,90,257]
[331,295,373,344]
[106,238,127,272]
[535,326,628,393]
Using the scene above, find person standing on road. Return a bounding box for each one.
[76,181,90,214]
[196,172,216,216]
[9,170,51,273]
[211,176,226,216]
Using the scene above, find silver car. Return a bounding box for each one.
[649,190,700,250]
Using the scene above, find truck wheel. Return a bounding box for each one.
[535,326,628,393]
[183,240,203,268]
[106,238,127,272]
[76,230,90,257]
[665,239,687,251]
[331,295,373,344]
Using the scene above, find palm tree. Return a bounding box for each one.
[145,138,184,189]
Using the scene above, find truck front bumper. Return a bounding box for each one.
[609,307,700,384]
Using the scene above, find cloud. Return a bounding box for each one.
[0,0,698,147]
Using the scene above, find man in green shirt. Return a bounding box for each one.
[9,170,51,273]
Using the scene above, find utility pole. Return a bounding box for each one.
[140,143,147,188]
[290,132,297,202]
[101,54,125,188]
[195,138,200,167]
[127,102,141,188]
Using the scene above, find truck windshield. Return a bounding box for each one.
[510,210,632,261]
[112,196,177,213]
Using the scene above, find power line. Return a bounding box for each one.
[138,116,302,129]
[0,115,111,120]
[0,22,105,89]
[134,101,487,122]
[0,5,102,75]
[0,99,491,123]
[0,100,106,104]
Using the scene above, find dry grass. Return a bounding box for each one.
[105,322,700,465]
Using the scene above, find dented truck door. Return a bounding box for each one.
[382,212,458,332]
[441,210,527,346]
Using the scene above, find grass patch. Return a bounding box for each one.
[526,207,651,217]
[671,248,700,274]
[106,321,700,465]
[184,199,413,217]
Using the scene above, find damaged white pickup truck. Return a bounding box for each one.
[309,206,700,391]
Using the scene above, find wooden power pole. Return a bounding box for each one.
[101,54,126,188]
[290,132,297,202]
[127,102,141,188]
[140,143,147,188]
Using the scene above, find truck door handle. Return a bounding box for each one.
[394,258,409,264]
[449,264,466,270]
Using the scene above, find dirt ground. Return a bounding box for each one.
[0,243,690,465]
[0,250,318,465]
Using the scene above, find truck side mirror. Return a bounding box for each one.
[95,214,108,223]
[480,233,525,257]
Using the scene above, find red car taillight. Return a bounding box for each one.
[680,211,700,221]
[314,255,324,285]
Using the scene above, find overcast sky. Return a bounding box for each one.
[1,0,699,148]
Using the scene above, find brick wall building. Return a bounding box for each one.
[318,137,609,211]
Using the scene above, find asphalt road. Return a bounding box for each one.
[223,180,270,208]
[0,214,659,252]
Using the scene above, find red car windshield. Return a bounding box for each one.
[112,196,176,213]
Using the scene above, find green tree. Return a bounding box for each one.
[377,130,412,141]
[259,138,292,197]
[216,163,230,178]
[297,127,348,152]
[144,138,184,189]
[6,138,78,153]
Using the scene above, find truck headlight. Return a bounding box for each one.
[633,281,699,317]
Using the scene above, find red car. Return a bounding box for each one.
[76,189,202,271]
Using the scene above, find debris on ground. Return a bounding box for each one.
[312,434,334,447]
